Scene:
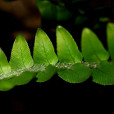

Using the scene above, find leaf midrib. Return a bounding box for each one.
[0,63,4,74]
[88,37,101,61]
[41,33,50,64]
[62,34,76,63]
[20,39,26,68]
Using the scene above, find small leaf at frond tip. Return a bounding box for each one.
[56,26,82,63]
[92,61,114,85]
[107,22,114,60]
[9,34,33,71]
[0,49,11,75]
[57,63,91,83]
[36,65,56,82]
[33,28,58,66]
[81,28,109,62]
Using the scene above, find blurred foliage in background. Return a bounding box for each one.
[37,0,114,28]
[36,0,72,21]
[36,0,114,49]
[0,0,113,59]
[1,0,114,37]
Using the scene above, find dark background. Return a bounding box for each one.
[0,0,114,112]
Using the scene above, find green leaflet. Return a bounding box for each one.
[58,63,91,83]
[33,28,58,65]
[0,66,39,87]
[0,49,11,75]
[7,34,34,86]
[36,65,56,82]
[0,49,14,91]
[81,28,109,62]
[9,34,33,71]
[56,26,82,63]
[8,71,36,85]
[92,61,114,85]
[33,29,58,82]
[107,23,114,60]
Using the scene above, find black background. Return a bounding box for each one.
[0,77,114,113]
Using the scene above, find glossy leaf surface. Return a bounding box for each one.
[92,61,114,85]
[8,71,35,85]
[58,63,91,83]
[9,34,33,71]
[33,29,58,65]
[57,26,82,63]
[81,28,109,62]
[0,49,11,75]
[36,65,56,82]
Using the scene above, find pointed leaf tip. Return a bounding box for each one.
[15,34,25,41]
[37,28,44,33]
[82,28,90,34]
[0,48,2,51]
[57,25,63,29]
[0,48,4,56]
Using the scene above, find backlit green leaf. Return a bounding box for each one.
[0,50,14,91]
[92,61,114,85]
[81,28,109,62]
[0,49,11,75]
[33,29,58,65]
[58,63,91,83]
[8,71,35,85]
[56,26,82,63]
[36,65,56,82]
[107,23,114,60]
[9,34,33,71]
